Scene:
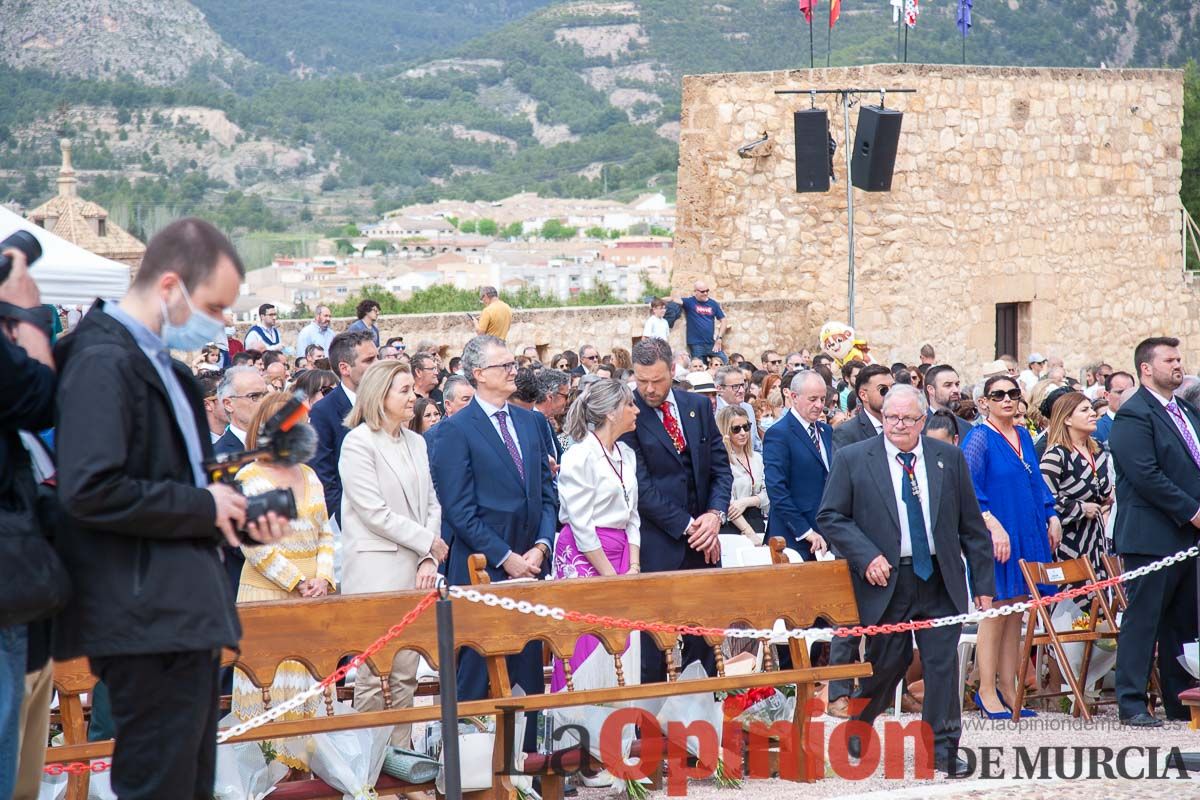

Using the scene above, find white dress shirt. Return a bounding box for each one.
[558,434,641,552]
[643,316,670,340]
[228,425,248,446]
[475,395,523,459]
[883,438,936,558]
[342,383,357,407]
[865,410,884,435]
[789,408,828,468]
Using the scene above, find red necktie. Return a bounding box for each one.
[660,401,687,454]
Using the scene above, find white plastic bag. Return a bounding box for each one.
[655,661,725,765]
[308,700,390,800]
[36,771,66,800]
[213,712,290,800]
[1179,642,1199,679]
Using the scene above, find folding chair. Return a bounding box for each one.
[1100,552,1161,710]
[719,533,754,568]
[1014,557,1120,721]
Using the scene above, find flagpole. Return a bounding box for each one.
[896,14,902,62]
[809,19,815,69]
[903,24,908,63]
[827,18,832,67]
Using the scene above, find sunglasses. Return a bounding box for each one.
[987,388,1023,402]
[728,423,752,434]
[318,385,336,397]
[768,359,783,365]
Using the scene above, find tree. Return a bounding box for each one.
[540,219,578,241]
[365,238,391,252]
[585,226,605,239]
[341,223,361,238]
[444,215,459,229]
[650,225,672,237]
[458,219,478,233]
[502,221,524,239]
[477,218,498,236]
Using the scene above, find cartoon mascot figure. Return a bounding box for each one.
[819,321,871,368]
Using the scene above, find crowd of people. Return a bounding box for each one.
[0,220,1196,796]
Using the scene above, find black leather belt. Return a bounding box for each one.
[898,556,937,566]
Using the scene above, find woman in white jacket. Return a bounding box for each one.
[339,359,448,751]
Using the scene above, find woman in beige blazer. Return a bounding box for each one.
[339,359,448,753]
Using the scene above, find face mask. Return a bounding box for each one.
[224,325,237,336]
[161,283,226,352]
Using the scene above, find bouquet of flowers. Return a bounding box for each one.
[1050,604,1117,710]
[213,712,290,800]
[308,700,390,800]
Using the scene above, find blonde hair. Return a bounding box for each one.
[717,404,753,463]
[343,360,411,432]
[246,393,295,451]
[1026,379,1056,431]
[1044,391,1100,456]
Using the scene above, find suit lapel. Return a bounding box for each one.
[867,437,903,537]
[375,429,422,517]
[1146,389,1200,464]
[787,413,827,473]
[924,438,945,533]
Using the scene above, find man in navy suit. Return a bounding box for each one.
[308,330,377,525]
[1109,337,1200,726]
[212,365,268,593]
[429,335,557,741]
[1095,370,1135,445]
[621,337,732,682]
[833,364,892,449]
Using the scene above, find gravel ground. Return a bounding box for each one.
[571,707,1200,800]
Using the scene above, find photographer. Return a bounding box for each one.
[0,239,57,799]
[54,218,287,800]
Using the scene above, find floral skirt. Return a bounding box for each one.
[550,524,640,693]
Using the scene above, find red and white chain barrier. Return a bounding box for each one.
[446,545,1200,644]
[46,544,1200,777]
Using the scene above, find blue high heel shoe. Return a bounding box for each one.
[999,693,1038,718]
[973,691,1010,720]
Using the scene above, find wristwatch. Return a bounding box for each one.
[535,542,551,559]
[708,509,727,525]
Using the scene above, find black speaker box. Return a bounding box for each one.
[850,105,903,192]
[793,109,830,193]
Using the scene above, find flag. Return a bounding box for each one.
[890,0,903,24]
[957,0,972,36]
[798,0,818,24]
[829,0,841,28]
[904,0,919,28]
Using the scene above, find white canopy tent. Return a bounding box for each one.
[0,205,131,307]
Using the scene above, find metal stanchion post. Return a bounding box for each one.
[437,580,462,800]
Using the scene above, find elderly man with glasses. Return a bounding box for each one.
[715,364,761,452]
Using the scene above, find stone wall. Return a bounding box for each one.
[673,63,1191,380]
[247,298,816,362]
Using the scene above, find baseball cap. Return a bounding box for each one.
[1027,353,1047,364]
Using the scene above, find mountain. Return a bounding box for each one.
[0,0,244,85]
[0,0,1197,232]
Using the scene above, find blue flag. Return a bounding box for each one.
[957,0,973,36]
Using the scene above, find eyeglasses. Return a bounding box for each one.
[723,382,746,392]
[231,391,269,402]
[481,361,519,373]
[883,414,924,427]
[987,388,1023,402]
[696,289,710,294]
[582,355,599,361]
[728,423,752,434]
[318,385,335,397]
[768,359,783,365]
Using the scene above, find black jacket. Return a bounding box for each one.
[832,409,881,449]
[52,301,240,659]
[1109,386,1200,557]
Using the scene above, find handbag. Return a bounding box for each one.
[381,747,440,783]
[0,434,70,628]
[0,471,71,626]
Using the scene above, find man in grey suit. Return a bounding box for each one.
[833,364,892,448]
[818,384,995,776]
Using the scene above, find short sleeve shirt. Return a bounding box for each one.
[680,297,725,346]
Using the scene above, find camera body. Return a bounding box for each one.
[0,230,43,284]
[242,487,298,540]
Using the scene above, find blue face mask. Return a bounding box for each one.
[161,283,227,351]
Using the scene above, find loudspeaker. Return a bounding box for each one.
[850,105,903,192]
[793,109,830,193]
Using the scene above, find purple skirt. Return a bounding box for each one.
[550,524,631,693]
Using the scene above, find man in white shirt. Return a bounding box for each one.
[296,305,335,358]
[243,303,285,352]
[818,384,995,776]
[1018,352,1047,392]
[213,366,268,455]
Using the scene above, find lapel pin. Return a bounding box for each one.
[689,410,696,418]
[937,459,944,469]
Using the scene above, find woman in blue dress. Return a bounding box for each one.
[963,375,1062,719]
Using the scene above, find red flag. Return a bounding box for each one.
[798,0,818,24]
[829,0,841,28]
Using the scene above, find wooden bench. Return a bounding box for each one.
[45,537,870,798]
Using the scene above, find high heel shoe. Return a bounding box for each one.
[973,691,1010,720]
[998,693,1038,718]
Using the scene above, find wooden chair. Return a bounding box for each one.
[46,538,870,798]
[1014,557,1120,721]
[52,657,98,800]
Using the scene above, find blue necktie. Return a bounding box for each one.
[896,452,933,581]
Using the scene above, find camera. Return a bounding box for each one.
[0,230,43,284]
[204,391,310,542]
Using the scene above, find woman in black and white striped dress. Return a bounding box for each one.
[1039,391,1113,581]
